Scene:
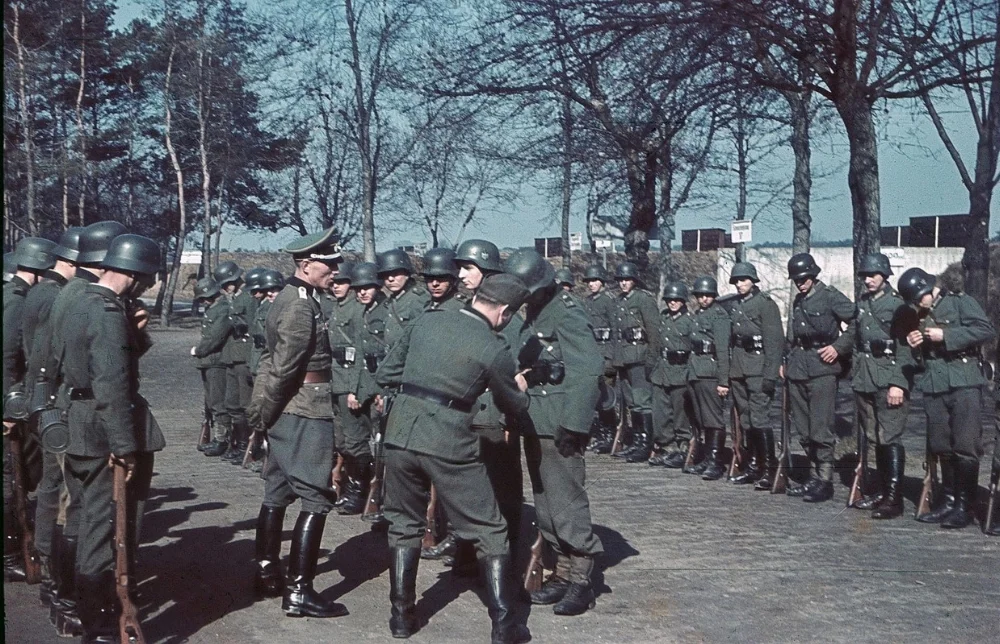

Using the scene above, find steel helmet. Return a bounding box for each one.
[897,267,936,304]
[77,221,128,265]
[194,277,221,301]
[101,234,160,276]
[333,262,355,283]
[13,237,57,272]
[614,262,641,282]
[729,262,759,284]
[503,249,555,295]
[582,265,606,282]
[377,248,414,276]
[691,276,718,296]
[244,267,267,291]
[257,269,284,291]
[454,239,503,273]
[663,282,689,301]
[787,253,821,280]
[421,248,459,278]
[858,253,893,277]
[554,268,574,287]
[213,260,243,286]
[351,262,381,289]
[54,227,86,263]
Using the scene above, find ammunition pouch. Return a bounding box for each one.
[660,349,690,365]
[733,335,764,353]
[620,326,646,343]
[691,340,716,356]
[231,318,249,337]
[3,387,29,421]
[592,327,612,343]
[38,408,69,454]
[332,346,357,366]
[364,351,385,374]
[525,361,565,387]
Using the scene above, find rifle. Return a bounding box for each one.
[771,382,790,495]
[916,438,937,519]
[362,395,392,524]
[847,417,868,508]
[421,485,440,550]
[242,430,265,469]
[683,428,699,470]
[983,462,998,535]
[198,372,211,447]
[330,452,346,501]
[8,425,42,583]
[113,463,146,644]
[522,530,544,593]
[727,403,746,481]
[609,383,629,455]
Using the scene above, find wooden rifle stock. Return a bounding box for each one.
[916,448,937,519]
[330,452,345,501]
[771,383,790,495]
[727,403,746,481]
[984,463,998,534]
[113,464,146,644]
[9,426,42,584]
[523,530,544,593]
[362,396,391,523]
[421,485,439,550]
[609,388,628,456]
[198,372,211,447]
[241,431,260,469]
[847,418,868,508]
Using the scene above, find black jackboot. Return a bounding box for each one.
[45,525,62,611]
[872,445,905,520]
[730,429,761,485]
[254,505,285,598]
[51,531,83,637]
[76,571,118,644]
[226,419,250,464]
[529,554,570,605]
[942,457,979,530]
[622,412,653,463]
[754,429,778,491]
[481,555,531,644]
[701,429,727,481]
[337,458,369,516]
[3,506,27,582]
[917,454,956,523]
[803,459,835,503]
[389,547,420,638]
[282,512,348,618]
[553,555,596,616]
[682,432,706,474]
[854,442,886,510]
[421,532,456,560]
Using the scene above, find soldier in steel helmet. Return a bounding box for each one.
[377,248,430,347]
[60,234,165,642]
[783,253,857,502]
[3,236,56,584]
[190,277,232,458]
[375,273,532,643]
[686,276,732,480]
[986,337,999,536]
[214,260,256,464]
[646,282,697,467]
[726,261,784,489]
[581,265,617,453]
[555,268,575,293]
[900,267,996,529]
[611,262,661,460]
[849,254,917,519]
[455,239,504,292]
[421,248,466,312]
[249,270,285,377]
[505,249,604,617]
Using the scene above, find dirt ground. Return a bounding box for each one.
[4,328,998,643]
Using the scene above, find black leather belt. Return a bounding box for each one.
[733,335,763,352]
[793,336,835,350]
[692,341,716,355]
[69,388,94,401]
[400,383,473,413]
[660,349,690,365]
[859,339,896,355]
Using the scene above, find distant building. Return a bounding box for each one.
[681,228,733,251]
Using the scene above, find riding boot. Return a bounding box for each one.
[3,506,27,582]
[855,442,886,510]
[872,445,905,520]
[701,429,727,481]
[529,553,571,605]
[804,458,835,503]
[76,571,118,644]
[660,444,688,469]
[52,532,83,636]
[730,429,761,485]
[917,453,956,523]
[337,458,368,516]
[254,505,285,598]
[754,429,778,491]
[282,512,348,618]
[942,457,978,530]
[389,547,420,638]
[226,419,250,464]
[45,524,62,611]
[623,412,653,463]
[421,532,456,560]
[481,555,531,644]
[682,433,705,474]
[553,555,596,616]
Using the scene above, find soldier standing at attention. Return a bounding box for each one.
[647,282,696,467]
[580,265,617,453]
[249,270,285,377]
[422,248,466,312]
[986,338,999,536]
[555,268,575,294]
[900,268,996,529]
[61,234,165,642]
[506,250,604,617]
[456,239,505,293]
[611,262,661,461]
[686,277,732,480]
[246,227,349,618]
[191,278,232,457]
[377,249,429,347]
[215,261,256,464]
[783,254,856,502]
[376,273,532,643]
[727,262,784,489]
[850,254,915,519]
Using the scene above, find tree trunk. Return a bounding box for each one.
[962,180,993,311]
[734,115,748,263]
[197,39,213,278]
[623,150,656,270]
[345,0,378,261]
[838,96,881,297]
[161,47,186,328]
[74,0,88,225]
[560,96,573,264]
[787,90,812,255]
[12,5,37,234]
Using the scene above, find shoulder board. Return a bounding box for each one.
[455,292,469,302]
[757,291,773,301]
[559,292,576,308]
[410,286,427,296]
[298,286,308,299]
[104,300,122,313]
[639,289,655,298]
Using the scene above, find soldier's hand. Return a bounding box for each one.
[132,306,150,330]
[110,452,137,482]
[817,346,839,364]
[761,379,776,397]
[347,393,360,411]
[907,330,924,348]
[554,427,587,458]
[190,346,197,356]
[779,365,785,379]
[3,420,15,436]
[375,395,384,415]
[887,386,905,407]
[717,385,729,398]
[515,371,529,392]
[924,327,944,343]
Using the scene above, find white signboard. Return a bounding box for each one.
[569,232,583,252]
[731,219,752,243]
[883,247,905,269]
[414,242,428,255]
[594,239,613,250]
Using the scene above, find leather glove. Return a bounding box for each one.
[761,378,776,397]
[554,426,588,458]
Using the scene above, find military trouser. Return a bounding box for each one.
[924,387,983,461]
[524,436,603,558]
[789,375,838,478]
[617,363,652,414]
[202,367,230,441]
[333,393,370,460]
[263,413,337,514]
[730,376,773,430]
[474,424,523,545]
[855,389,908,446]
[225,362,253,426]
[65,452,153,578]
[652,384,693,448]
[689,378,726,432]
[384,446,508,557]
[34,449,64,557]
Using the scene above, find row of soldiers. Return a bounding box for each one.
[4,222,165,643]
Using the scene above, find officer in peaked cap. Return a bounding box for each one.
[246,226,349,618]
[191,277,232,457]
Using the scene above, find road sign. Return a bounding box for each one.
[569,232,583,252]
[731,220,752,244]
[883,246,906,269]
[595,239,613,250]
